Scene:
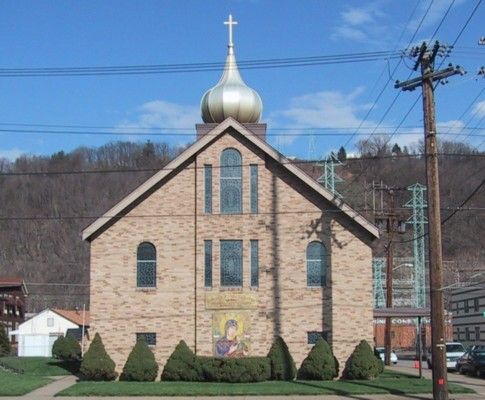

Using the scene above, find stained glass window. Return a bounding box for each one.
[250,240,259,287]
[137,242,156,288]
[136,332,156,346]
[220,240,243,287]
[306,241,326,287]
[220,149,242,214]
[307,331,328,344]
[204,240,212,287]
[204,165,212,214]
[250,164,258,213]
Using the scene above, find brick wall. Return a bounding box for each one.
[89,127,375,374]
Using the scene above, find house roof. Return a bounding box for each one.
[0,277,29,295]
[82,117,379,241]
[52,309,90,326]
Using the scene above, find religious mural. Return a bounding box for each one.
[213,311,250,357]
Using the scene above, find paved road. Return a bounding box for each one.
[389,360,485,397]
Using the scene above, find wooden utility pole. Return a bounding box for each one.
[395,41,464,400]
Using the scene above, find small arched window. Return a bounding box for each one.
[137,242,156,288]
[220,148,242,214]
[306,241,326,287]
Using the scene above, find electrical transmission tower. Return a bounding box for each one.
[317,153,344,198]
[405,183,428,308]
[307,133,317,161]
[373,258,385,308]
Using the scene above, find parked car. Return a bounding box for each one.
[426,342,466,370]
[456,347,485,377]
[376,347,398,364]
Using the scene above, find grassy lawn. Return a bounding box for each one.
[0,369,51,396]
[58,371,474,397]
[0,356,78,376]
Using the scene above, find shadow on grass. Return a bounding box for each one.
[47,360,81,376]
[292,380,383,400]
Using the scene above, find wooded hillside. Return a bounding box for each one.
[0,138,482,311]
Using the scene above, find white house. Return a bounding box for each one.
[9,308,89,357]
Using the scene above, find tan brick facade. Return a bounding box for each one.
[88,126,375,375]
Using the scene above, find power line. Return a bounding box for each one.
[0,51,403,77]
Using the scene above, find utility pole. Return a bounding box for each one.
[395,41,464,400]
[374,187,406,365]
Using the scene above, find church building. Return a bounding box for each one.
[82,15,379,372]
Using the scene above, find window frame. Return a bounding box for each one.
[250,240,259,288]
[136,332,156,347]
[250,164,258,214]
[136,242,157,288]
[220,240,243,287]
[306,241,327,287]
[220,148,242,214]
[204,164,212,214]
[204,240,213,288]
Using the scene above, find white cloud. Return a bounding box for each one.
[473,100,485,118]
[332,4,387,44]
[342,8,375,25]
[332,26,367,42]
[268,88,374,146]
[116,100,200,142]
[408,0,466,32]
[0,148,24,161]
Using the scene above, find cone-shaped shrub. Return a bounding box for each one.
[297,337,338,380]
[373,347,384,374]
[343,340,381,380]
[267,336,296,380]
[52,335,67,359]
[53,335,81,360]
[0,324,11,356]
[161,340,202,381]
[79,333,117,381]
[120,338,158,381]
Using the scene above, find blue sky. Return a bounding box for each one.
[0,0,484,160]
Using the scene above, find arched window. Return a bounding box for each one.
[137,242,156,288]
[220,148,242,214]
[306,241,326,287]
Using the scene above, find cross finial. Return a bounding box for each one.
[224,14,238,47]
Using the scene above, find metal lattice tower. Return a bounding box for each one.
[373,258,386,308]
[404,183,428,308]
[307,133,317,161]
[317,153,344,198]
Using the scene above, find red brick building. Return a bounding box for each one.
[0,278,28,342]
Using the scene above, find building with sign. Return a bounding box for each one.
[82,16,379,372]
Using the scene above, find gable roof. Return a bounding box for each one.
[82,117,379,240]
[52,308,90,326]
[0,277,29,295]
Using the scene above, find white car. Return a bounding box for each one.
[376,347,398,364]
[426,342,466,370]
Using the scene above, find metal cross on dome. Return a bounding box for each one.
[224,14,238,47]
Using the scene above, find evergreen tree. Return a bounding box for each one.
[343,340,381,380]
[267,336,297,380]
[392,143,402,156]
[0,324,11,356]
[161,340,202,381]
[120,338,158,381]
[79,333,117,381]
[337,146,347,161]
[297,337,338,380]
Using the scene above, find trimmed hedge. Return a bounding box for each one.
[343,340,382,380]
[120,338,158,381]
[52,335,81,361]
[373,347,385,374]
[199,356,271,383]
[79,333,117,381]
[161,341,203,381]
[267,336,297,380]
[297,337,338,380]
[0,324,11,356]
